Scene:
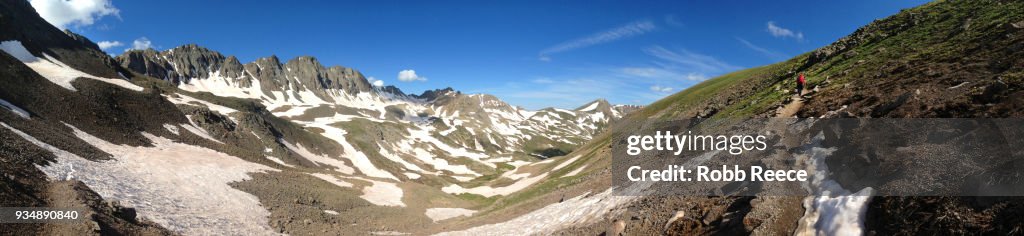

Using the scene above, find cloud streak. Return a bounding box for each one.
[767,21,804,40]
[736,37,787,60]
[539,20,656,60]
[29,0,119,29]
[642,46,740,75]
[483,46,739,109]
[650,85,673,93]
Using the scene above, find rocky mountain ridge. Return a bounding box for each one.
[115,44,633,158]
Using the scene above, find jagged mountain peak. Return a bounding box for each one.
[63,30,101,52]
[284,55,322,68]
[415,87,459,101]
[254,54,282,65]
[116,44,377,96]
[378,85,406,96]
[1,1,635,233]
[575,98,611,112]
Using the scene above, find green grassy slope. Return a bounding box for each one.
[454,0,1024,231]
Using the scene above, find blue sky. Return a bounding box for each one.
[35,0,930,109]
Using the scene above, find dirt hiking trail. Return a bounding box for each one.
[775,91,806,118]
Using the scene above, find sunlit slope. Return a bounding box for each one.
[445,0,1024,233]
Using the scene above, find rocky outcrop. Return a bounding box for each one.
[115,45,375,97]
[415,87,459,101]
[119,49,178,82]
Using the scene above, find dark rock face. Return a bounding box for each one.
[415,87,458,101]
[614,104,644,114]
[379,85,405,96]
[221,56,246,85]
[115,45,375,98]
[0,1,121,79]
[281,56,373,98]
[164,44,226,83]
[117,44,226,84]
[119,49,178,82]
[63,30,101,52]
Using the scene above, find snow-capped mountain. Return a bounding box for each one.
[114,44,626,180]
[0,1,638,234]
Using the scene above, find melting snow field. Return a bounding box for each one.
[0,41,144,92]
[0,98,30,119]
[425,208,476,222]
[1,122,279,235]
[358,178,405,207]
[795,132,874,236]
[162,124,180,135]
[310,173,353,188]
[436,189,633,236]
[297,118,399,180]
[180,122,223,144]
[282,139,355,175]
[272,105,314,117]
[163,93,239,116]
[441,173,548,198]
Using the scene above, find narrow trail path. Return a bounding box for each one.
[775,91,806,118]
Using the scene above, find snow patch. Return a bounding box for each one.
[441,173,548,197]
[272,105,314,117]
[551,155,581,171]
[564,164,588,177]
[265,156,293,168]
[359,179,405,207]
[795,132,873,236]
[2,122,278,235]
[0,41,144,92]
[163,94,238,116]
[180,122,223,144]
[436,189,632,235]
[281,139,355,175]
[295,118,398,180]
[0,98,30,119]
[425,208,476,222]
[162,124,179,135]
[578,102,600,112]
[310,173,353,188]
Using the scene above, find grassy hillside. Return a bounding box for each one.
[451,0,1024,234]
[644,0,1024,120]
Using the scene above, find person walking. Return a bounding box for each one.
[796,73,806,96]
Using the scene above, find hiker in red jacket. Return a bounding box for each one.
[796,73,806,96]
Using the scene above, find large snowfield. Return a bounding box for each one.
[0,40,144,92]
[3,122,280,235]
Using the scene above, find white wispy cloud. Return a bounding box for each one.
[736,37,787,60]
[766,21,803,40]
[493,78,637,109]
[531,78,554,84]
[650,85,673,93]
[482,45,738,109]
[539,20,656,61]
[642,46,740,75]
[29,0,119,29]
[683,73,707,81]
[664,15,684,28]
[367,76,384,86]
[397,69,427,82]
[96,40,122,50]
[621,67,669,78]
[126,37,152,51]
